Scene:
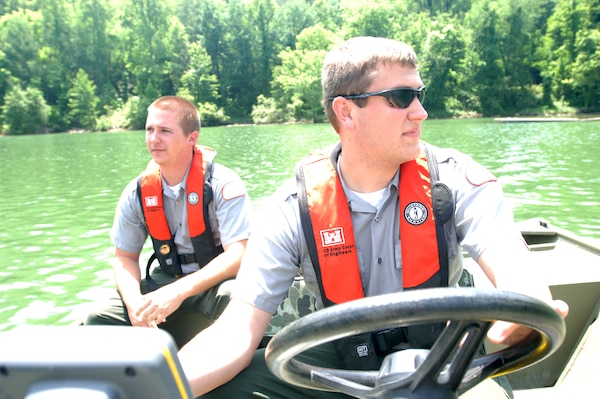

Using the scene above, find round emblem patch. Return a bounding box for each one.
[404,202,428,225]
[187,192,199,205]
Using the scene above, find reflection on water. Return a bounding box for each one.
[0,119,598,331]
[422,119,600,237]
[0,131,148,330]
[202,123,339,207]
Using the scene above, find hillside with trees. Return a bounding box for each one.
[0,0,598,134]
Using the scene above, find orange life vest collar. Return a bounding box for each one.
[140,146,208,241]
[138,146,223,280]
[297,144,447,307]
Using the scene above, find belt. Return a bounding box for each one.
[373,328,407,354]
[178,253,197,265]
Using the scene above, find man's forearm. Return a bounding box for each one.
[175,240,246,299]
[112,256,143,308]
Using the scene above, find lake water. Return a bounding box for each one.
[1,118,599,331]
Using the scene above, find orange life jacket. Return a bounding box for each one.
[137,146,223,282]
[297,143,451,307]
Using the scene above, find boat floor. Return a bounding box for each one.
[514,313,599,398]
[463,219,600,397]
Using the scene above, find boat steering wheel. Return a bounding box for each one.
[265,288,565,399]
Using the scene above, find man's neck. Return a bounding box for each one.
[338,153,397,193]
[160,159,192,187]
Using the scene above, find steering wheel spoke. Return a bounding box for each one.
[408,320,492,392]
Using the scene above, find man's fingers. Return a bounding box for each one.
[553,299,569,318]
[134,298,153,317]
[487,322,535,345]
[487,299,569,345]
[487,321,516,344]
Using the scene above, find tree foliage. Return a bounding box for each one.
[2,84,48,134]
[67,69,99,129]
[0,0,598,134]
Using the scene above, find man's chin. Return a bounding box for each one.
[150,152,166,162]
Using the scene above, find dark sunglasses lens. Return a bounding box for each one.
[390,89,424,109]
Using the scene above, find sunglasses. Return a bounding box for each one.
[328,86,426,109]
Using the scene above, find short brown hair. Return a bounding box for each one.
[322,37,419,127]
[148,96,200,136]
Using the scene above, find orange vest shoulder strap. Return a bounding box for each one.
[297,149,365,306]
[139,161,171,240]
[186,146,208,237]
[399,147,441,288]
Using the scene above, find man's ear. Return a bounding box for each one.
[188,131,199,146]
[332,97,356,131]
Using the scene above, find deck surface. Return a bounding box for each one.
[464,219,600,397]
[513,313,599,398]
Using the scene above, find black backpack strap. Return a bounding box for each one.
[296,159,329,305]
[144,253,159,292]
[199,160,223,256]
[136,179,159,292]
[424,144,454,287]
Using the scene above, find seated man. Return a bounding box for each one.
[178,37,568,397]
[84,96,253,348]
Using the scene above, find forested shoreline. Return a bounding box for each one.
[0,0,598,135]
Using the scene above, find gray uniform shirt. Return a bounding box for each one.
[234,143,523,314]
[111,162,253,274]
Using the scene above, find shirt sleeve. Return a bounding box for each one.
[438,149,523,261]
[110,178,149,254]
[210,163,253,247]
[233,180,300,314]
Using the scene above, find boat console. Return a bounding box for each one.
[0,326,193,398]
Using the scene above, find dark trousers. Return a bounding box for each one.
[202,342,350,399]
[201,342,511,399]
[83,268,234,348]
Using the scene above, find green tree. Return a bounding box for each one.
[466,1,506,115]
[179,42,220,105]
[544,0,584,106]
[71,0,118,109]
[271,27,333,123]
[37,0,76,132]
[0,10,41,107]
[295,23,339,51]
[421,18,468,115]
[67,69,99,129]
[251,94,290,124]
[0,0,596,132]
[176,0,226,79]
[311,0,343,33]
[272,0,315,50]
[1,84,48,135]
[197,101,230,127]
[247,0,278,98]
[121,0,189,128]
[1,0,27,15]
[344,0,396,39]
[411,0,473,16]
[572,29,600,109]
[220,0,259,119]
[276,48,325,122]
[544,0,600,110]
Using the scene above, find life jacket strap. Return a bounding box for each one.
[178,253,197,265]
